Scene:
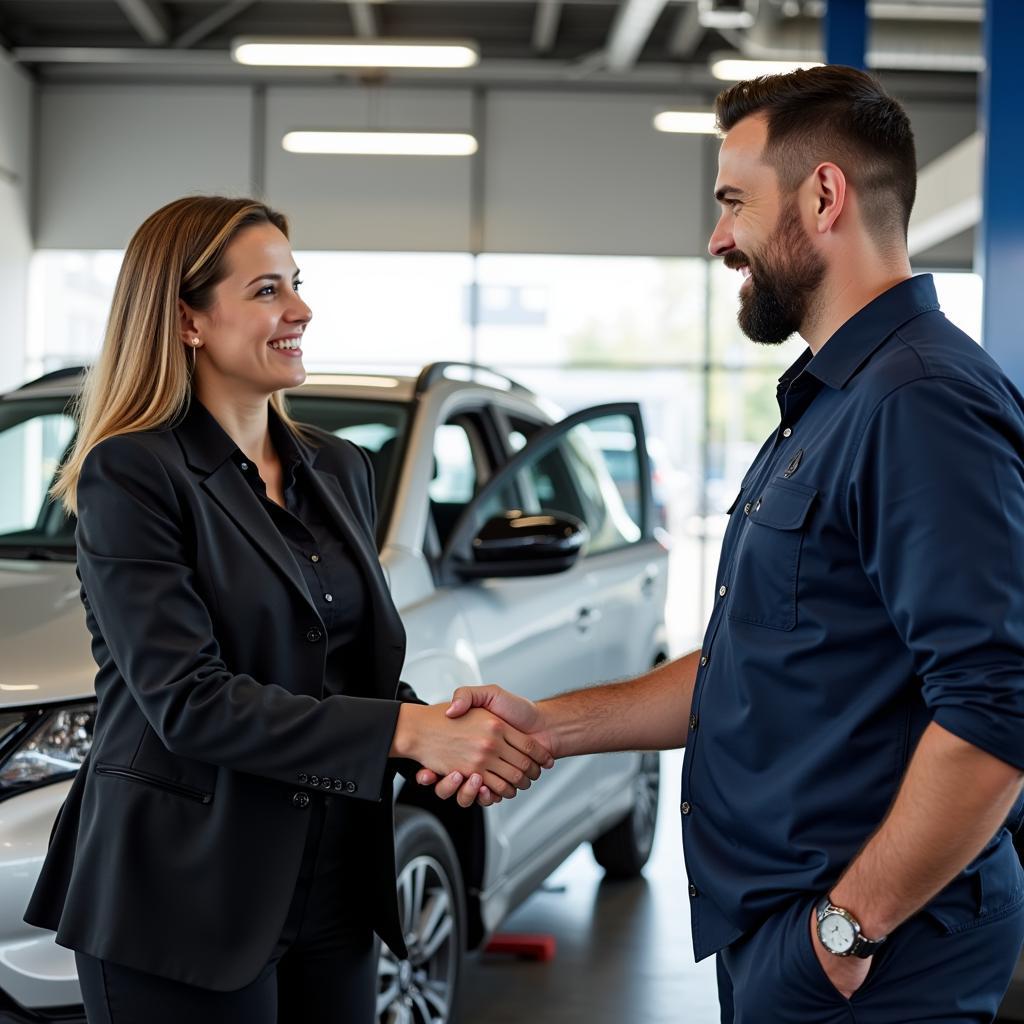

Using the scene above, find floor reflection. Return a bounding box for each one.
[460,749,720,1023]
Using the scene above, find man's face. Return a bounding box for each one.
[708,114,826,345]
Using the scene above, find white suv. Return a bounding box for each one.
[0,362,669,1024]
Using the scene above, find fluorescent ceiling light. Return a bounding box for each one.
[711,58,824,81]
[232,37,480,68]
[653,111,719,135]
[282,131,479,156]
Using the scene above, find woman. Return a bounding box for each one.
[25,196,551,1023]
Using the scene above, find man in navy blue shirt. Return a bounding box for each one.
[423,66,1024,1022]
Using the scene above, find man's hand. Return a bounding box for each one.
[391,703,552,800]
[416,686,557,807]
[808,906,871,1000]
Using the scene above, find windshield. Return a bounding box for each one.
[0,392,409,557]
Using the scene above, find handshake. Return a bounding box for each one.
[390,685,555,810]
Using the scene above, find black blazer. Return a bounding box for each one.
[25,399,416,991]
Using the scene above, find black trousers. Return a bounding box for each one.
[76,794,378,1024]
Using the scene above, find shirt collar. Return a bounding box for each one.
[801,274,941,391]
[175,396,310,477]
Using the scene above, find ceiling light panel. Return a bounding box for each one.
[711,58,825,80]
[282,131,479,156]
[653,111,719,134]
[232,37,480,68]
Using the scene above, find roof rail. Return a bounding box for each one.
[15,365,89,390]
[414,362,533,398]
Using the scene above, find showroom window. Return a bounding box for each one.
[23,250,984,650]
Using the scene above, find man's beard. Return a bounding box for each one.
[727,201,826,346]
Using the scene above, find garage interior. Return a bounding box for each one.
[0,0,1020,1021]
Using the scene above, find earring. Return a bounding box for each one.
[190,338,200,372]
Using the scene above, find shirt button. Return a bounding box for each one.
[719,585,728,597]
[297,772,308,784]
[754,498,762,513]
[743,503,752,515]
[700,655,708,667]
[321,777,332,790]
[689,883,699,898]
[240,461,249,470]
[292,792,310,809]
[324,594,333,602]
[689,713,698,730]
[306,628,323,643]
[782,428,793,438]
[309,775,320,787]
[333,779,344,791]
[345,781,357,794]
[311,554,320,563]
[681,801,692,815]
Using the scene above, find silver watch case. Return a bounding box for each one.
[814,895,887,959]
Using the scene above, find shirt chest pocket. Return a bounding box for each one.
[727,479,818,631]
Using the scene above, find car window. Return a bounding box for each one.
[286,396,409,532]
[507,413,642,556]
[0,398,77,550]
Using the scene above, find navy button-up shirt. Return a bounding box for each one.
[684,275,1024,960]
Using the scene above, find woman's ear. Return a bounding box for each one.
[811,161,847,234]
[178,299,201,346]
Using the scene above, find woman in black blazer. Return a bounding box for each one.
[25,196,551,1024]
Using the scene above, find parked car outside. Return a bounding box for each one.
[0,362,669,1024]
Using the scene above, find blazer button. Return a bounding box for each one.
[297,773,308,784]
[345,781,357,794]
[309,775,320,787]
[306,628,323,643]
[292,792,310,809]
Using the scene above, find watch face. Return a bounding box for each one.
[819,912,856,954]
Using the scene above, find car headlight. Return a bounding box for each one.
[0,702,96,794]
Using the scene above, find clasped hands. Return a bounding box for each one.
[393,686,551,808]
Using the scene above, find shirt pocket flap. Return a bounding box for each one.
[749,480,818,531]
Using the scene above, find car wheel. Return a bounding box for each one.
[590,751,660,879]
[378,807,466,1024]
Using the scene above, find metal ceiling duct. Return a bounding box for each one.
[738,0,983,72]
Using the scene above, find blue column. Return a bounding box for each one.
[977,0,1024,379]
[824,0,867,69]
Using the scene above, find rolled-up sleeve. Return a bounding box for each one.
[849,376,1024,770]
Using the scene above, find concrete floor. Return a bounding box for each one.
[460,748,1024,1024]
[460,750,720,1024]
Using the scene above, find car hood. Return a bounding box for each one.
[0,559,94,708]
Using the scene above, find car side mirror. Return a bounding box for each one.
[454,510,589,579]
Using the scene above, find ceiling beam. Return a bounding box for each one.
[532,1,562,53]
[349,2,378,36]
[668,0,703,58]
[605,0,670,72]
[115,0,171,45]
[173,1,253,49]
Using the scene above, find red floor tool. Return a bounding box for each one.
[483,934,557,961]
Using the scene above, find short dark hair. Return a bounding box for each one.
[715,65,917,244]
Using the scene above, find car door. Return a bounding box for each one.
[441,403,664,873]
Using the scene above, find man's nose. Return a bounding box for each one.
[708,214,733,258]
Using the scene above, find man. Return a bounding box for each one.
[420,66,1024,1022]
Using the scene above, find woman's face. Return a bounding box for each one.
[186,222,312,398]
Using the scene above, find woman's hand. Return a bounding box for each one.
[391,703,553,800]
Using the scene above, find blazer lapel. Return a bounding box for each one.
[201,465,320,616]
[305,465,406,652]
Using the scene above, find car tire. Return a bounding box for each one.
[378,807,466,1024]
[590,751,660,879]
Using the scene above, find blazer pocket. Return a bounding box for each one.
[94,762,213,804]
[727,480,818,631]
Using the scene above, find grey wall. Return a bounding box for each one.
[34,81,978,264]
[0,51,34,392]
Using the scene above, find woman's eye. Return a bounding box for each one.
[293,279,303,291]
[257,285,276,297]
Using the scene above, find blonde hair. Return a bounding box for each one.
[51,195,314,516]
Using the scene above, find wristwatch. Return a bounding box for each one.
[814,895,887,959]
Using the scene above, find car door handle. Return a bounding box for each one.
[641,572,659,597]
[576,606,601,633]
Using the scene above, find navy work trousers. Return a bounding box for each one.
[717,893,1024,1024]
